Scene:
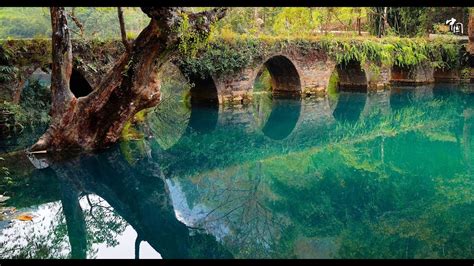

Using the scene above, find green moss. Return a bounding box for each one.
[327,71,339,101]
[253,68,272,92]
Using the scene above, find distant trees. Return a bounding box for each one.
[0,7,470,40]
[367,7,470,37]
[0,7,149,39]
[0,8,51,38]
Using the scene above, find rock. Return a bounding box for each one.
[0,195,10,203]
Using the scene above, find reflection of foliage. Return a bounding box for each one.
[252,67,273,130]
[81,195,128,252]
[171,90,472,258]
[0,202,70,259]
[2,87,472,258]
[0,193,130,259]
[0,166,60,209]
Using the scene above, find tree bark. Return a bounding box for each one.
[30,7,227,152]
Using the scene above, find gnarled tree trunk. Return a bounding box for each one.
[31,7,226,152]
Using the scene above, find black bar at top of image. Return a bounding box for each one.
[0,0,473,7]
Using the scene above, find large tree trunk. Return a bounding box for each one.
[31,7,227,152]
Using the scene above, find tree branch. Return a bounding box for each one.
[67,8,84,37]
[50,7,75,117]
[117,7,132,53]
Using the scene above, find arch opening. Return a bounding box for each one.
[70,69,93,98]
[253,55,301,96]
[188,73,219,107]
[148,62,219,150]
[334,60,368,92]
[186,73,219,133]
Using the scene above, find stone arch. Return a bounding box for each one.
[187,73,220,106]
[167,61,220,105]
[252,54,302,95]
[334,60,368,92]
[70,68,93,98]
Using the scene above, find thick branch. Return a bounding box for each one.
[140,7,228,33]
[68,8,84,37]
[50,7,75,119]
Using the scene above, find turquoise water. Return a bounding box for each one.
[0,84,473,258]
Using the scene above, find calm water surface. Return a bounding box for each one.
[0,84,473,259]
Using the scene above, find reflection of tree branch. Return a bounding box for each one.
[134,234,141,259]
[205,201,247,223]
[202,190,246,220]
[85,194,94,217]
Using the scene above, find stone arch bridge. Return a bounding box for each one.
[1,38,470,104]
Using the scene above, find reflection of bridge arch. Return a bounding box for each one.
[148,103,219,151]
[147,63,220,151]
[260,97,302,140]
[331,92,368,123]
